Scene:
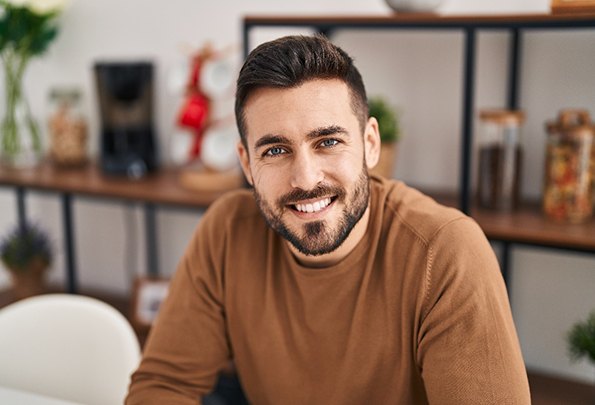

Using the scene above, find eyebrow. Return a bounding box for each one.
[306,125,349,140]
[254,125,350,151]
[254,134,292,150]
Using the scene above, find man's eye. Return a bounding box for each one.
[320,139,339,148]
[264,147,287,157]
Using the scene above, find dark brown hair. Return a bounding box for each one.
[235,35,368,148]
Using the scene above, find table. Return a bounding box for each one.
[0,385,83,405]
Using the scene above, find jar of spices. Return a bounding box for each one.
[477,109,525,211]
[48,87,88,167]
[543,109,594,223]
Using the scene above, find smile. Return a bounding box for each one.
[293,197,333,213]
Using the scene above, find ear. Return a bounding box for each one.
[237,141,254,186]
[364,117,381,169]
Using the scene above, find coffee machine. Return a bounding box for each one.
[94,62,158,178]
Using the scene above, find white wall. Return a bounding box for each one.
[1,0,594,383]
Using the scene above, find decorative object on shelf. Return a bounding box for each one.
[368,96,400,178]
[177,121,244,193]
[567,310,595,368]
[384,0,445,13]
[0,222,53,300]
[0,0,68,168]
[173,42,237,165]
[176,44,214,161]
[551,0,595,15]
[171,43,242,192]
[48,87,88,167]
[543,109,593,223]
[94,61,158,178]
[131,277,170,332]
[477,109,525,212]
[178,163,244,193]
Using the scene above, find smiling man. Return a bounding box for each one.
[127,35,530,404]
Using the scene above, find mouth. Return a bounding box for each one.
[289,196,337,214]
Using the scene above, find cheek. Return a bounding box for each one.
[252,165,284,195]
[325,153,363,179]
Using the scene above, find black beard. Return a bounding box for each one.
[253,168,370,256]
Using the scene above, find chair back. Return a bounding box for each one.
[0,294,141,405]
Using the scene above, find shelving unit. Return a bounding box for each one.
[243,13,595,284]
[0,163,228,293]
[1,13,593,293]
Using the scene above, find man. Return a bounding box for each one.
[127,35,530,404]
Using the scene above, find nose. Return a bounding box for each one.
[289,149,324,191]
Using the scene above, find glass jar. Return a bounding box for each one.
[48,87,88,167]
[543,110,593,223]
[477,109,525,211]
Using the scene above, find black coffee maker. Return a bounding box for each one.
[94,62,158,178]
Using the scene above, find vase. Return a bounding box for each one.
[371,142,399,178]
[385,0,445,13]
[8,260,47,300]
[1,54,43,168]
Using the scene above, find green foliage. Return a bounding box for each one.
[0,2,61,57]
[0,223,52,272]
[567,311,595,365]
[368,96,400,144]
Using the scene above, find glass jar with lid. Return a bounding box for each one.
[477,109,525,211]
[543,109,593,223]
[48,87,88,167]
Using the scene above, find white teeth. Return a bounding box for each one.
[294,197,331,213]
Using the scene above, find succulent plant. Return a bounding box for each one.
[567,310,595,365]
[0,222,52,273]
[368,96,400,144]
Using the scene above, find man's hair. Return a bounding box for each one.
[235,35,369,148]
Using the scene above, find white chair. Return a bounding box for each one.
[0,294,141,405]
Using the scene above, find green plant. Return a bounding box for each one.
[567,311,595,365]
[0,0,68,162]
[368,96,400,144]
[0,222,52,272]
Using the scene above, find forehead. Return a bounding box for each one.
[243,79,358,146]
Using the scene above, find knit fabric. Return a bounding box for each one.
[126,176,530,404]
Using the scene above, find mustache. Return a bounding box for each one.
[278,184,346,206]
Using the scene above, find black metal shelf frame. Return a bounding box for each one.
[9,187,206,294]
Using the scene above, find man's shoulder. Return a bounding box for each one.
[210,187,257,211]
[373,177,471,245]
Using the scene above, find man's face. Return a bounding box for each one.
[238,79,380,259]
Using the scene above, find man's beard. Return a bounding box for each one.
[253,167,370,256]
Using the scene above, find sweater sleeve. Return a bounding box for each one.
[417,217,531,405]
[126,207,231,404]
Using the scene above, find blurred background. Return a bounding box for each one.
[0,0,594,390]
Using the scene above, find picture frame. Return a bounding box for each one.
[131,277,170,331]
[551,0,595,14]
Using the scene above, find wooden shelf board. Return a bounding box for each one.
[245,12,595,26]
[431,194,595,251]
[0,162,237,208]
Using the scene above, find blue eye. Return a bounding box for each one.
[320,139,339,148]
[265,147,286,157]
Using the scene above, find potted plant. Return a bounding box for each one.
[368,96,401,178]
[0,222,52,300]
[567,310,595,372]
[0,0,69,167]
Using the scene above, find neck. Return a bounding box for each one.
[288,205,371,268]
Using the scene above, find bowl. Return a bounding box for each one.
[385,0,445,13]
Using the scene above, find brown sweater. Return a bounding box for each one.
[126,177,530,404]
